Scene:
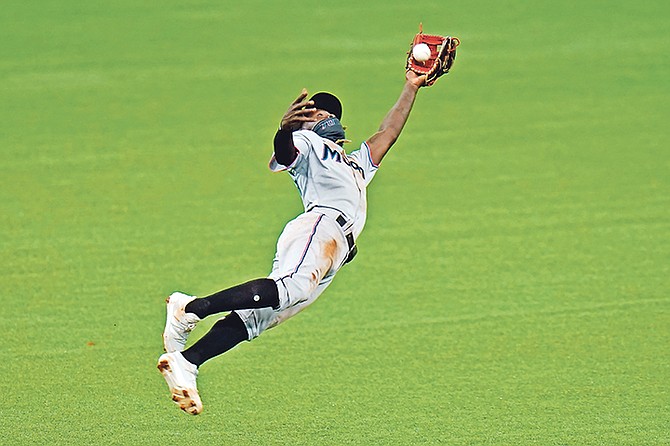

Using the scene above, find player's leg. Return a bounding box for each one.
[180,311,248,367]
[269,270,337,329]
[162,213,345,367]
[163,279,279,353]
[236,265,338,339]
[271,212,348,310]
[158,213,348,414]
[237,212,348,339]
[185,278,280,318]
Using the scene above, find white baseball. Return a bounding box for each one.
[412,43,431,62]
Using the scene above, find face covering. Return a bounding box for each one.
[312,117,346,144]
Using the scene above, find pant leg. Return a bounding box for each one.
[236,212,348,339]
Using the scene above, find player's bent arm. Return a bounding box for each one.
[274,129,298,166]
[366,76,423,166]
[274,89,319,167]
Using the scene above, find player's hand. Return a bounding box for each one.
[280,89,318,131]
[405,70,426,88]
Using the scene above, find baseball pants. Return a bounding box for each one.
[236,211,350,339]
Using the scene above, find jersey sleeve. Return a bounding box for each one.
[348,141,379,186]
[268,131,313,173]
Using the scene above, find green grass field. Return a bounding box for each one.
[2,1,668,444]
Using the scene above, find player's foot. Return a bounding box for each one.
[157,352,203,415]
[163,291,201,353]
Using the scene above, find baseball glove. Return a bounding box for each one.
[406,24,460,86]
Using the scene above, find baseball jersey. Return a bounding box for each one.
[269,129,379,239]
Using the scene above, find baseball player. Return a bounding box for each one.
[157,56,453,414]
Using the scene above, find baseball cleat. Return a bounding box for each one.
[163,291,200,353]
[157,352,203,415]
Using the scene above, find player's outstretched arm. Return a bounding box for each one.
[365,71,426,166]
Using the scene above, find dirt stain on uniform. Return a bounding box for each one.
[324,239,338,266]
[157,360,171,373]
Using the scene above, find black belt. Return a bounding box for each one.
[335,214,358,264]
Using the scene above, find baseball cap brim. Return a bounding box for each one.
[309,92,342,120]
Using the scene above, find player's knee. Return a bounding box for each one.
[236,308,275,340]
[274,276,314,310]
[246,278,280,309]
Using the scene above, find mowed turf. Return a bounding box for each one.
[1,1,668,445]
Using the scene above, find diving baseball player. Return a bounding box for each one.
[157,56,454,413]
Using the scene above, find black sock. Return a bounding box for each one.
[181,312,249,367]
[185,278,279,319]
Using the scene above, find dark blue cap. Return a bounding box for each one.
[310,92,342,120]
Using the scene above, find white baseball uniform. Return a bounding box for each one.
[236,129,379,339]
